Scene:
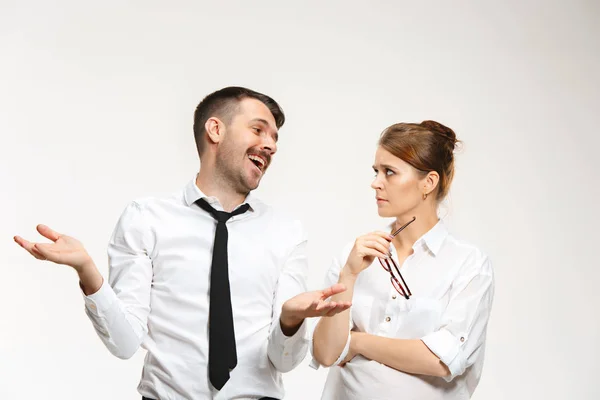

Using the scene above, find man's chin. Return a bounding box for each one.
[241,175,262,192]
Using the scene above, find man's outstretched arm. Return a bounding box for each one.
[15,201,153,359]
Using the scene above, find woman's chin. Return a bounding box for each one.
[376,206,395,218]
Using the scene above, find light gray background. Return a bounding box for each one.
[1,1,598,399]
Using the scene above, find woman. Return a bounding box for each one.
[311,121,494,399]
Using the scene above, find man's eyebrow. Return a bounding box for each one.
[249,118,270,126]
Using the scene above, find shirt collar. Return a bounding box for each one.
[388,219,448,256]
[417,220,448,256]
[183,177,259,212]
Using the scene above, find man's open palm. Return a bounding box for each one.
[282,283,352,320]
[14,224,91,271]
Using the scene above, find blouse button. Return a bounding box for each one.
[392,294,397,300]
[460,337,465,342]
[385,317,391,322]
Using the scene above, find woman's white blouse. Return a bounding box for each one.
[311,221,494,400]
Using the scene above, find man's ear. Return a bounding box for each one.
[205,117,225,144]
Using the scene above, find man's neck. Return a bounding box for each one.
[195,171,248,212]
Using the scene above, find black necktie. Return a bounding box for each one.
[196,198,250,390]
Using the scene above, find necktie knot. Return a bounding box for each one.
[215,211,231,223]
[196,198,250,223]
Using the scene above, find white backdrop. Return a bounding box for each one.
[1,1,599,399]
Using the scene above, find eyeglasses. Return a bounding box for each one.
[378,216,416,300]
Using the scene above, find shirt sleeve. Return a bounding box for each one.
[267,219,310,373]
[309,243,354,370]
[421,250,494,381]
[82,201,154,359]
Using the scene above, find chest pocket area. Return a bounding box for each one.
[228,240,279,298]
[395,296,446,338]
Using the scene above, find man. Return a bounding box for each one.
[14,87,350,399]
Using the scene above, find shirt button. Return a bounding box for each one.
[392,294,397,299]
[385,317,391,322]
[460,337,465,342]
[284,352,289,356]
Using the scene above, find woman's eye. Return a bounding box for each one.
[386,169,394,176]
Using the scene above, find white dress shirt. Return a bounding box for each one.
[83,178,309,400]
[310,220,494,400]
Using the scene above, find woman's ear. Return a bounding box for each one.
[424,170,440,197]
